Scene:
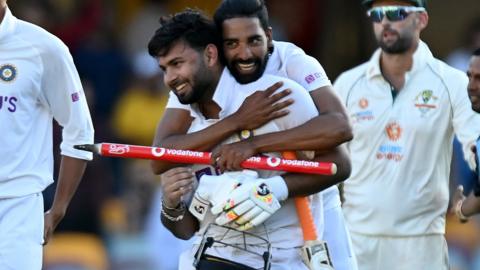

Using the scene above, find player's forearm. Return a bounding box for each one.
[251,113,352,154]
[49,156,87,216]
[283,145,350,197]
[161,211,199,240]
[151,115,240,174]
[461,192,480,217]
[158,114,239,151]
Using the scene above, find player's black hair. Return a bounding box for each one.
[474,48,480,56]
[213,0,270,32]
[148,9,219,57]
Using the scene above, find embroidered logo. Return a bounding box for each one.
[414,90,437,116]
[385,122,402,141]
[0,64,17,83]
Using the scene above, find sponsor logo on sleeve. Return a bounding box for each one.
[304,72,323,84]
[71,92,80,102]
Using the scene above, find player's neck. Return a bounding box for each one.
[197,100,221,120]
[197,68,222,119]
[379,42,418,90]
[0,4,6,24]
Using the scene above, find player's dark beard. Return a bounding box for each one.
[177,67,214,105]
[227,53,269,84]
[378,29,414,54]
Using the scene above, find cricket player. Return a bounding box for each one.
[156,1,358,269]
[451,48,480,222]
[148,10,349,269]
[0,1,94,269]
[334,0,480,269]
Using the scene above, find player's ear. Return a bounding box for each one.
[266,27,273,48]
[204,44,219,67]
[417,12,429,30]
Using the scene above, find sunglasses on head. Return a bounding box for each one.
[367,6,426,23]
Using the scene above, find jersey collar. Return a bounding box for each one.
[0,7,16,43]
[366,40,433,81]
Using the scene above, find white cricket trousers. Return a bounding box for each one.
[0,193,44,269]
[350,232,449,270]
[323,205,358,270]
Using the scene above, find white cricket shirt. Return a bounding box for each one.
[187,68,321,248]
[0,8,94,198]
[334,41,480,236]
[166,40,342,213]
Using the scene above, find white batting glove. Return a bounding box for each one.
[189,170,258,221]
[211,177,287,231]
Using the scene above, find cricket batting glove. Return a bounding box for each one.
[212,176,287,231]
[301,240,335,270]
[189,170,258,221]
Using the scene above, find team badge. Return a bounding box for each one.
[0,64,17,82]
[238,129,254,140]
[414,90,437,116]
[385,122,402,141]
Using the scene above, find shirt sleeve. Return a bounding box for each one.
[284,52,331,92]
[276,80,319,130]
[39,40,94,160]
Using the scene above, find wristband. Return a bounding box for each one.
[265,175,289,201]
[161,206,185,222]
[162,197,184,211]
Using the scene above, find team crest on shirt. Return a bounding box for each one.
[414,90,437,116]
[0,64,17,83]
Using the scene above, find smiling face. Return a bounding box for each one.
[370,0,427,54]
[221,17,272,84]
[467,55,480,113]
[158,40,214,104]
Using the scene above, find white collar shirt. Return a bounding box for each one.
[186,68,321,248]
[0,8,94,198]
[334,41,480,236]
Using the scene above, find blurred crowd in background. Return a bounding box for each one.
[6,0,480,269]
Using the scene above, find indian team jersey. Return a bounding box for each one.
[186,68,321,248]
[335,41,480,236]
[0,8,94,198]
[165,40,341,212]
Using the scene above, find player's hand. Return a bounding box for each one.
[43,209,65,245]
[191,170,258,220]
[451,185,469,223]
[229,81,293,130]
[160,167,195,209]
[212,140,257,172]
[212,180,281,231]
